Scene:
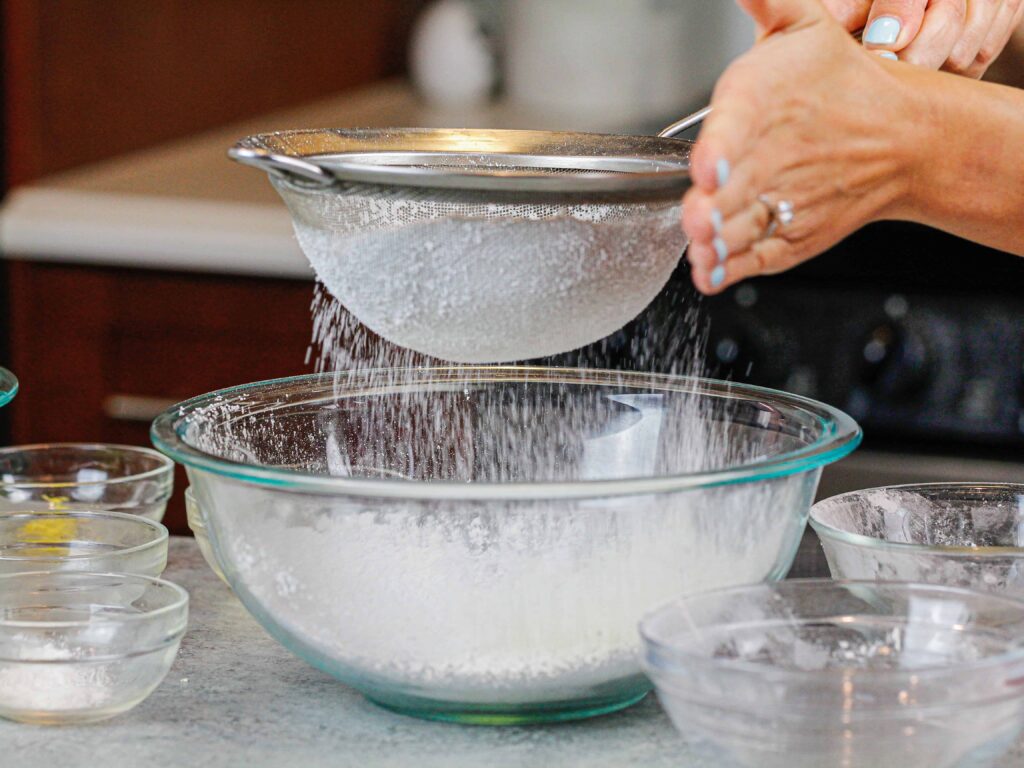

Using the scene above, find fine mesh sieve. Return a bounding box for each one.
[230,116,705,363]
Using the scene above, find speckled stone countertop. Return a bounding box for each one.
[7,539,1024,767]
[2,538,702,768]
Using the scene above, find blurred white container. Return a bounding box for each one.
[505,0,754,131]
[410,0,497,107]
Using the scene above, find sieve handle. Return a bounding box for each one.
[658,107,712,139]
[228,147,336,188]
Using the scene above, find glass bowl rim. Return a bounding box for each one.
[0,509,168,562]
[639,578,1024,682]
[0,367,17,408]
[0,442,174,490]
[150,366,861,501]
[810,483,1024,557]
[0,570,189,631]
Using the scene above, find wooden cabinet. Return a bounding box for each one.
[3,0,427,184]
[6,260,316,532]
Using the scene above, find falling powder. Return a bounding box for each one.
[178,168,809,709]
[280,178,688,363]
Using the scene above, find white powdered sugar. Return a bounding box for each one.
[209,476,800,704]
[0,645,115,713]
[283,182,687,363]
[182,168,813,710]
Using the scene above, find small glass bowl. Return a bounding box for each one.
[184,487,227,585]
[0,570,189,725]
[640,580,1024,768]
[0,443,174,522]
[0,367,17,408]
[811,484,1024,596]
[0,510,168,577]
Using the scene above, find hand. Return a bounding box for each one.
[822,0,1024,77]
[683,0,921,295]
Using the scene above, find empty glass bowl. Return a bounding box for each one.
[184,486,227,584]
[0,443,174,521]
[152,366,860,724]
[811,484,1024,596]
[640,580,1024,768]
[0,510,168,576]
[0,570,189,725]
[0,367,17,408]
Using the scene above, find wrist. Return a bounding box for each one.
[880,64,942,223]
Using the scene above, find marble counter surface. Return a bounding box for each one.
[2,538,702,768]
[7,538,1024,767]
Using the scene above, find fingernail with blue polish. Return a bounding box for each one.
[713,236,728,263]
[711,265,726,288]
[711,208,724,234]
[876,50,899,61]
[716,158,730,188]
[864,16,901,46]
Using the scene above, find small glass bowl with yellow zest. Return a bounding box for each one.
[0,510,168,576]
[0,444,173,522]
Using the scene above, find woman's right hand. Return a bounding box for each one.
[683,0,924,294]
[823,0,1024,77]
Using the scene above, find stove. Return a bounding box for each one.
[561,221,1024,576]
[703,225,1024,449]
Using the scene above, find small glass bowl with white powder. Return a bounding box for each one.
[641,580,1024,768]
[811,484,1024,598]
[0,570,188,725]
[0,510,169,577]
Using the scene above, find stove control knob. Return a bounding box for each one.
[859,321,931,401]
[708,327,763,383]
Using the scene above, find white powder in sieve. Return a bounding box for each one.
[288,197,687,363]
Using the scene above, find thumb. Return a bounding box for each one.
[819,0,872,31]
[737,0,831,36]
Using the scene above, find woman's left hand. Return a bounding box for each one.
[683,0,925,295]
[824,0,1024,78]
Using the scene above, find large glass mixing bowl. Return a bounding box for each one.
[151,367,860,724]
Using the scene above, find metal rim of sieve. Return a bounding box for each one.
[229,128,693,197]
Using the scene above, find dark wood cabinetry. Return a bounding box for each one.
[3,0,426,184]
[6,260,316,532]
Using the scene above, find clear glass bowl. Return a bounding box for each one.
[0,570,188,725]
[0,367,17,408]
[811,484,1024,597]
[0,510,168,576]
[0,443,174,522]
[640,579,1024,768]
[152,366,860,724]
[184,486,227,585]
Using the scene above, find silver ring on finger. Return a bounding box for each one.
[757,195,795,240]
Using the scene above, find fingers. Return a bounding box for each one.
[684,198,772,273]
[691,239,795,295]
[862,0,929,51]
[686,79,765,195]
[899,0,968,68]
[945,0,1003,73]
[965,0,1024,76]
[736,0,830,35]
